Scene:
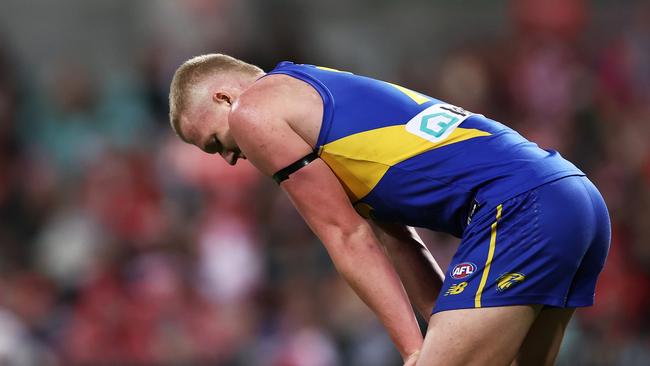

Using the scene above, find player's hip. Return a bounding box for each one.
[433,175,611,312]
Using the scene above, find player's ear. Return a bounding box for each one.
[213,92,232,105]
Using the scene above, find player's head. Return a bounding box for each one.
[169,53,264,165]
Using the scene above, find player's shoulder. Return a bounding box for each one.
[231,75,292,122]
[227,76,295,150]
[244,73,305,99]
[230,74,320,132]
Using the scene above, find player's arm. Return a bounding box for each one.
[229,87,422,361]
[368,221,445,321]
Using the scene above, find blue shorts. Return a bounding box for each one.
[432,175,611,313]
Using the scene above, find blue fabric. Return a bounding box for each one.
[433,175,611,312]
[266,61,585,237]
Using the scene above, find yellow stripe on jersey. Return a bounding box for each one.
[319,125,491,201]
[315,66,352,74]
[315,69,428,105]
[386,82,430,105]
[474,204,503,308]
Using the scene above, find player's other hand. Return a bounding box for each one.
[404,350,420,366]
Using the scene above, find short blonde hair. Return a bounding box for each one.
[168,53,263,140]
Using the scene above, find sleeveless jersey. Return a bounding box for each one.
[266,61,584,237]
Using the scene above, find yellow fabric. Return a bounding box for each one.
[474,204,503,308]
[386,82,430,105]
[319,125,491,201]
[315,66,351,74]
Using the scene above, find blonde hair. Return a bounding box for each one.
[168,53,263,140]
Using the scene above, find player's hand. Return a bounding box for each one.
[403,350,420,366]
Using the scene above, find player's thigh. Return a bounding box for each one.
[416,305,542,366]
[511,307,575,366]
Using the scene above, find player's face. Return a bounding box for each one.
[180,94,246,166]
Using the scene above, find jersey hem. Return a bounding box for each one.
[565,297,596,308]
[466,172,586,233]
[432,294,571,314]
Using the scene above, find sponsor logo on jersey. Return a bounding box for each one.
[444,282,468,296]
[451,262,477,279]
[496,272,526,292]
[405,103,479,143]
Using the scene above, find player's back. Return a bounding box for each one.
[265,62,584,237]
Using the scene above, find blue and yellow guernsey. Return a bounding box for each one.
[266,62,584,237]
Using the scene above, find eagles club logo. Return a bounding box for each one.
[450,262,477,279]
[496,272,526,292]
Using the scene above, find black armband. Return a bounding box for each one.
[272,152,319,184]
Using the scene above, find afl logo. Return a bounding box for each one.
[451,262,477,279]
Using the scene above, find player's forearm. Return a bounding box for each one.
[374,224,444,321]
[384,236,444,320]
[322,224,423,360]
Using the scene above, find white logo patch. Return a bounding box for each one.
[405,104,479,143]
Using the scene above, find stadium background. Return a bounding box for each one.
[0,0,648,364]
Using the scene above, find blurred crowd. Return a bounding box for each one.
[0,0,649,365]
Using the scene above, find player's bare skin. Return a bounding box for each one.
[230,74,425,361]
[179,71,425,361]
[178,70,575,366]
